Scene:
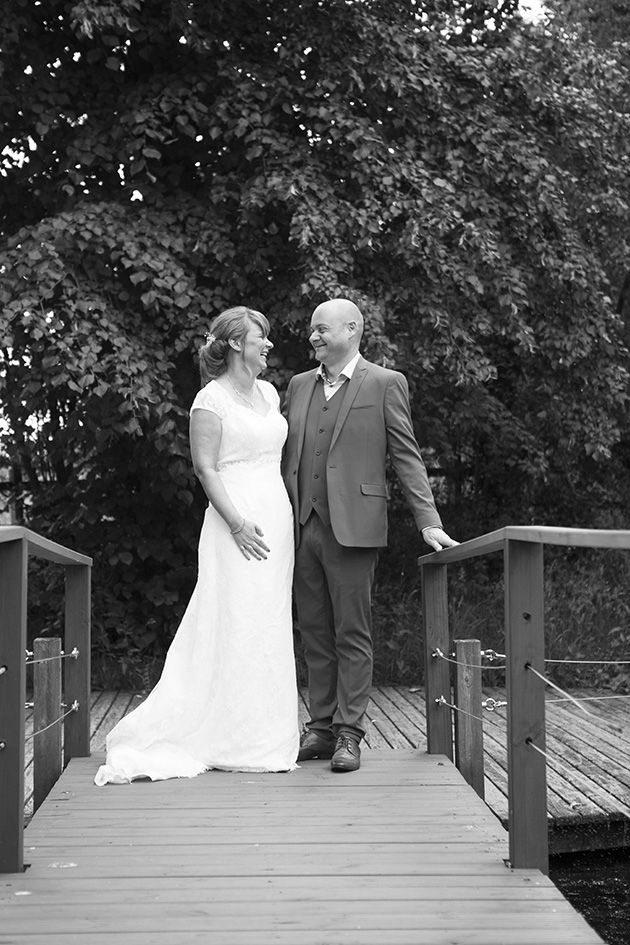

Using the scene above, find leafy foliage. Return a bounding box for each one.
[2,0,630,675]
[546,0,630,49]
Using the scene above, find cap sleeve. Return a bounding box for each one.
[190,381,228,419]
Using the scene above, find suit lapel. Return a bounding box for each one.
[330,357,369,452]
[294,371,319,459]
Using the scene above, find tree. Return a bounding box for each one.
[546,0,630,50]
[2,0,630,667]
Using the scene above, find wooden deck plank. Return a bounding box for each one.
[89,691,143,751]
[477,690,630,829]
[546,699,630,782]
[460,706,572,827]
[544,727,630,819]
[366,688,422,748]
[0,877,568,902]
[23,706,35,818]
[0,932,605,944]
[481,705,611,825]
[3,752,604,945]
[0,908,594,931]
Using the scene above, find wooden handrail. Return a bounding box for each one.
[419,525,630,876]
[420,526,630,565]
[0,526,92,873]
[0,525,92,565]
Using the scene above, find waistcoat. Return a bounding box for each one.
[298,379,348,526]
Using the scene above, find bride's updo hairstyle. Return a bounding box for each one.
[199,306,270,386]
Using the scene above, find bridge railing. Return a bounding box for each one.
[419,525,630,876]
[0,526,92,873]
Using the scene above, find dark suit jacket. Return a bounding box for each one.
[281,356,442,547]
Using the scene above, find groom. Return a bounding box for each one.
[282,298,457,772]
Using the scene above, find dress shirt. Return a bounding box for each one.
[317,352,361,401]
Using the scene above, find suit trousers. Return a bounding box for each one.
[293,514,379,741]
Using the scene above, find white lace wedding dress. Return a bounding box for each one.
[94,379,299,784]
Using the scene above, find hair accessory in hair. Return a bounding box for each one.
[205,332,216,345]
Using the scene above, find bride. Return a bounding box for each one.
[95,306,300,784]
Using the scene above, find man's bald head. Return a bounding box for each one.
[311,299,364,337]
[309,298,364,375]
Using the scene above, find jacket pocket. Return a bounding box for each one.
[361,483,388,497]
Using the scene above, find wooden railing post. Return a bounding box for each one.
[504,539,548,873]
[0,526,91,874]
[0,537,28,873]
[33,637,63,813]
[63,563,91,763]
[453,638,485,799]
[421,562,453,759]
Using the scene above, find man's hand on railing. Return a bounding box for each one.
[422,526,459,551]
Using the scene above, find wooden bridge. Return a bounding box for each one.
[1,746,604,945]
[3,524,630,943]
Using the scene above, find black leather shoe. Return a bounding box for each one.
[331,734,361,772]
[297,729,336,762]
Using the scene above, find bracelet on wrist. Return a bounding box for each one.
[230,517,246,535]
